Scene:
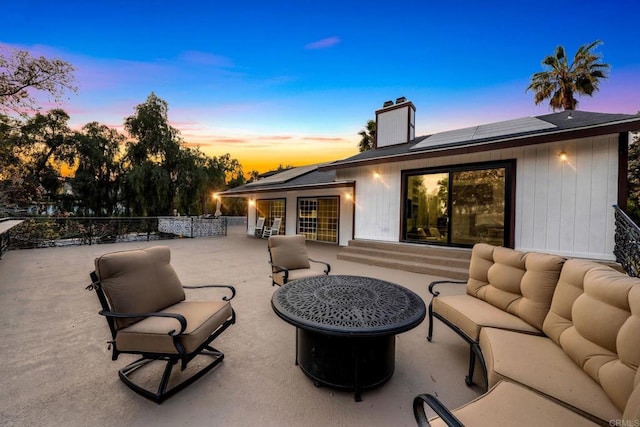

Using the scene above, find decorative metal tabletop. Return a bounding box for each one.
[271,275,426,336]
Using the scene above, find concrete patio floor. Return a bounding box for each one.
[0,225,482,427]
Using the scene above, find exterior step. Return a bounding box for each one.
[337,240,471,281]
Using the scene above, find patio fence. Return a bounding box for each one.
[613,205,640,277]
[4,216,229,251]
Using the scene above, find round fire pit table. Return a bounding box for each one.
[271,275,426,401]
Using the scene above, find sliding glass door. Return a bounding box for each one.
[403,161,513,247]
[298,197,339,243]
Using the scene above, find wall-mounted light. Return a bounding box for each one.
[373,172,381,180]
[559,151,568,162]
[345,193,352,201]
[248,199,255,206]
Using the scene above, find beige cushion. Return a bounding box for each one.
[466,243,495,294]
[272,268,325,286]
[479,327,622,423]
[268,235,311,270]
[562,266,640,413]
[517,252,566,329]
[622,371,640,422]
[94,246,186,329]
[116,300,233,354]
[432,294,539,341]
[466,244,564,331]
[543,259,594,343]
[428,381,600,427]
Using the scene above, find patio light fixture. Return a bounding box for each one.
[559,151,568,162]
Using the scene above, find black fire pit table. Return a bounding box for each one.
[271,275,426,401]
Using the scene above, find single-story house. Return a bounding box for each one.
[222,98,640,261]
[220,164,355,245]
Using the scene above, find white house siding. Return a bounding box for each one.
[245,187,354,246]
[337,133,620,260]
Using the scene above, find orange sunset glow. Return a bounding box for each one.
[180,132,360,173]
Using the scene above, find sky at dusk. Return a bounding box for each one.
[3,0,640,173]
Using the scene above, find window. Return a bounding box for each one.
[402,161,514,247]
[298,197,338,243]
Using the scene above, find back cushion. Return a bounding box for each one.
[542,259,594,342]
[466,243,496,295]
[471,245,527,312]
[467,244,564,330]
[515,252,565,330]
[555,265,640,412]
[269,235,310,270]
[95,246,186,329]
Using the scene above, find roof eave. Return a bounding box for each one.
[220,180,355,197]
[319,117,640,171]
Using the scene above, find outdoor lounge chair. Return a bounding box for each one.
[267,234,331,286]
[87,245,236,403]
[262,217,282,239]
[254,216,265,237]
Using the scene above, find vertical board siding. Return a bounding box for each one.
[340,134,618,260]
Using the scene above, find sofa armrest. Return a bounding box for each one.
[309,258,331,274]
[428,280,467,297]
[183,284,236,301]
[413,394,464,427]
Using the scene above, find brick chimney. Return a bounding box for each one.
[375,97,415,148]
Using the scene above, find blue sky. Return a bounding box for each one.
[3,0,640,172]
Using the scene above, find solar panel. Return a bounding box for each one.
[411,117,557,150]
[245,164,319,186]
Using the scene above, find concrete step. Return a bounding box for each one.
[339,246,470,269]
[346,239,472,260]
[337,240,471,281]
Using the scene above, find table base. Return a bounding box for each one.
[296,328,395,401]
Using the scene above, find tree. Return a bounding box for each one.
[0,46,77,116]
[17,109,75,199]
[527,40,609,111]
[71,122,124,215]
[123,93,183,216]
[358,119,376,152]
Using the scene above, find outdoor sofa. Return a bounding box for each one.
[416,243,640,425]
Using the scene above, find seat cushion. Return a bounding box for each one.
[479,327,622,423]
[432,295,539,341]
[428,381,599,427]
[116,300,233,354]
[273,268,325,286]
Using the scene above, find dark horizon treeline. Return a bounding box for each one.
[0,92,247,217]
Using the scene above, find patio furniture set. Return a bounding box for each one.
[86,235,640,426]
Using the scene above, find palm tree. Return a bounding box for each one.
[527,40,609,111]
[358,119,376,152]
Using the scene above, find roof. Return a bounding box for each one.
[220,163,354,196]
[320,110,640,170]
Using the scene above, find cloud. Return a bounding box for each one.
[305,36,340,50]
[180,50,234,68]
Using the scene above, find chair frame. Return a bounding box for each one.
[268,257,331,287]
[427,279,487,388]
[87,272,236,403]
[413,393,464,427]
